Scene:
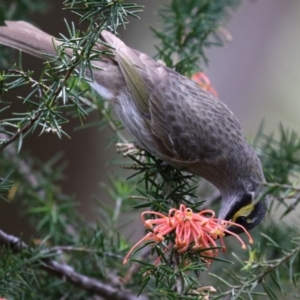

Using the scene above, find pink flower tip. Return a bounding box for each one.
[191,72,218,97]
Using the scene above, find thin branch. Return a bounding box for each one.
[0,44,78,152]
[173,252,183,294]
[253,246,300,282]
[262,182,300,192]
[215,245,300,299]
[0,110,42,151]
[2,137,78,238]
[45,245,123,260]
[0,69,46,151]
[0,229,149,300]
[121,248,152,284]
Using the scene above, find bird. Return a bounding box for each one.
[0,21,267,233]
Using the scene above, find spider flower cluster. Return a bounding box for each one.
[123,204,253,264]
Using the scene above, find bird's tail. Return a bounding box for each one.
[0,21,130,61]
[0,22,128,100]
[0,21,59,59]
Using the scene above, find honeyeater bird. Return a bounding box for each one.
[0,21,267,233]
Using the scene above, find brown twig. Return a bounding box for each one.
[45,245,123,260]
[0,229,148,300]
[0,69,47,152]
[2,138,78,238]
[121,248,152,284]
[0,110,42,151]
[173,252,183,294]
[262,182,300,192]
[0,50,76,152]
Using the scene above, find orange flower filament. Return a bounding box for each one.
[191,72,218,97]
[123,204,253,264]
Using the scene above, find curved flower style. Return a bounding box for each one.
[123,204,253,264]
[191,72,218,98]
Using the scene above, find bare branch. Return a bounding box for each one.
[262,182,300,192]
[0,110,42,151]
[2,137,78,238]
[0,229,148,300]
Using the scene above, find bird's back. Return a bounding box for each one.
[0,23,264,193]
[101,31,264,192]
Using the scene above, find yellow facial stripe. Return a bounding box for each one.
[232,202,255,222]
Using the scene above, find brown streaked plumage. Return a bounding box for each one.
[0,21,267,232]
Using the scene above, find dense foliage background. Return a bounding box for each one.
[0,1,299,299]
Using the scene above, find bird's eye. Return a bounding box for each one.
[235,216,249,226]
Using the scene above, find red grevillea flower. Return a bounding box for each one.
[123,204,253,264]
[191,72,218,98]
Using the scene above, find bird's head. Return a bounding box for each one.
[219,191,267,234]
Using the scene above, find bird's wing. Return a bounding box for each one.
[101,30,151,115]
[148,67,244,162]
[101,30,244,162]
